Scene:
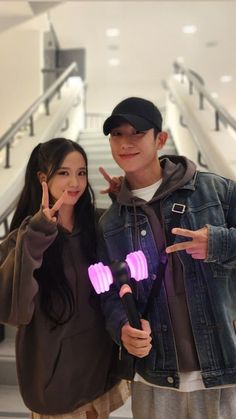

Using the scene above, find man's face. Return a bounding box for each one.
[109,122,160,177]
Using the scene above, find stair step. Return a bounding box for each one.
[5,326,16,339]
[0,385,29,418]
[0,339,18,386]
[87,154,114,161]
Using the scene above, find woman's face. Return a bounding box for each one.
[47,151,87,206]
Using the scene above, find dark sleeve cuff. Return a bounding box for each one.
[28,208,58,235]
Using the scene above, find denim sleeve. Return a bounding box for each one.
[206,180,236,267]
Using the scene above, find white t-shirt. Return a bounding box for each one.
[131,179,162,201]
[134,371,205,392]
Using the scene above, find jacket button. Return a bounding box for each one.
[141,230,147,236]
[162,324,168,332]
[167,376,174,384]
[152,274,157,280]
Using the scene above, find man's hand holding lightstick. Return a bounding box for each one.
[88,251,152,358]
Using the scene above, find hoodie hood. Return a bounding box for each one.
[117,155,197,207]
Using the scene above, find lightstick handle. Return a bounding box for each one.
[119,284,141,330]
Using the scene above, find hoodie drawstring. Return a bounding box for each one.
[131,198,139,251]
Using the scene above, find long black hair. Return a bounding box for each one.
[10,138,97,327]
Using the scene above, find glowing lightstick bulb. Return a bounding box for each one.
[88,250,148,330]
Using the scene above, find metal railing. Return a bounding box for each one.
[0,62,79,239]
[0,62,78,169]
[173,61,236,133]
[0,195,20,239]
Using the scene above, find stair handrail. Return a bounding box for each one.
[173,61,236,133]
[0,194,20,239]
[0,61,78,165]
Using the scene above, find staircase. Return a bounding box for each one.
[78,131,122,209]
[0,327,29,418]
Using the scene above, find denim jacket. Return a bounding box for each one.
[98,170,236,389]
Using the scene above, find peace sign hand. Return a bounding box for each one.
[41,181,67,223]
[165,226,208,260]
[99,166,123,195]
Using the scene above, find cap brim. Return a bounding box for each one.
[103,114,154,135]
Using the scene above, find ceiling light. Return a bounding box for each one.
[182,25,197,34]
[108,44,119,51]
[220,75,233,83]
[106,28,120,37]
[174,74,183,82]
[205,40,218,48]
[176,56,184,64]
[211,92,219,99]
[108,58,120,67]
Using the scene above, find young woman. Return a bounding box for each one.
[0,138,129,419]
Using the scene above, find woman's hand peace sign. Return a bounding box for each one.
[41,181,67,223]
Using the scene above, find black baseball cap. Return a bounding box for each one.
[103,97,163,135]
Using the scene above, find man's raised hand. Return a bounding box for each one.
[99,166,123,195]
[166,226,208,259]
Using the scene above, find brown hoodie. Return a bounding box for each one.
[0,210,117,414]
[116,155,200,372]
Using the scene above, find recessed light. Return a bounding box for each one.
[106,28,120,37]
[174,74,183,82]
[220,75,233,83]
[108,44,119,51]
[205,40,218,48]
[108,58,120,67]
[182,25,197,34]
[176,56,184,64]
[211,92,219,99]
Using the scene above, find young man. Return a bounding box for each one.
[98,97,236,419]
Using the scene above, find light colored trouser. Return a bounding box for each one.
[31,381,130,419]
[131,381,236,419]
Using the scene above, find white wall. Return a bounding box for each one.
[86,81,166,115]
[0,27,42,137]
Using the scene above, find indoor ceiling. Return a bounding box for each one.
[48,0,236,116]
[0,1,235,117]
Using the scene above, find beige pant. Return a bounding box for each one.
[31,380,130,419]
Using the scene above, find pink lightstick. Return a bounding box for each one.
[88,250,148,329]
